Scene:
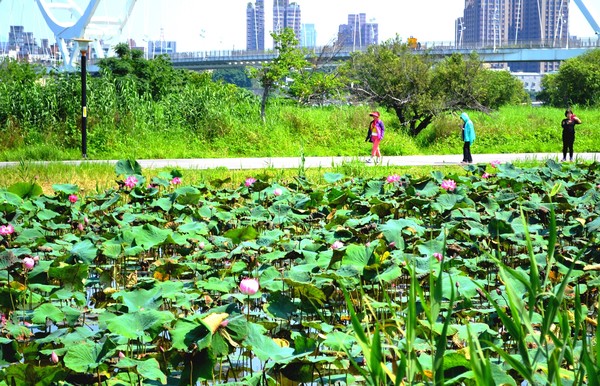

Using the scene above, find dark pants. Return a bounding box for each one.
[463,142,472,163]
[562,132,575,160]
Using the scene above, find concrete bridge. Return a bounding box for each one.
[166,40,600,71]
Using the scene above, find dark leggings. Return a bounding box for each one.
[463,142,472,163]
[562,133,575,160]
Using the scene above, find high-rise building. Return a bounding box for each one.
[273,0,302,44]
[338,14,378,49]
[8,25,38,56]
[462,0,511,48]
[509,0,568,72]
[458,0,570,72]
[301,23,316,47]
[247,0,265,51]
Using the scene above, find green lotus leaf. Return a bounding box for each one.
[170,317,210,351]
[13,228,46,244]
[370,202,394,217]
[380,218,425,248]
[116,357,166,384]
[63,337,117,373]
[32,303,64,324]
[115,159,142,177]
[8,182,43,199]
[283,279,326,306]
[434,194,462,211]
[177,221,209,235]
[244,323,295,362]
[586,216,600,233]
[413,179,439,197]
[365,180,384,197]
[70,239,97,264]
[201,276,236,293]
[488,218,513,238]
[259,265,285,292]
[223,226,258,244]
[323,172,344,183]
[36,209,59,221]
[51,184,79,194]
[0,190,23,211]
[105,310,174,340]
[375,264,402,282]
[48,263,89,291]
[321,330,355,351]
[174,186,202,205]
[0,363,66,386]
[130,224,171,249]
[341,244,370,273]
[266,291,296,319]
[100,240,122,259]
[150,197,172,211]
[113,287,162,311]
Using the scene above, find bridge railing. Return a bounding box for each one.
[166,37,599,64]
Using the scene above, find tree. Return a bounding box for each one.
[212,67,252,88]
[538,49,600,107]
[286,39,348,106]
[249,28,308,121]
[97,43,185,101]
[345,38,527,136]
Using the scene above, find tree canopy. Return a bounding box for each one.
[248,28,309,121]
[538,49,600,107]
[343,37,528,136]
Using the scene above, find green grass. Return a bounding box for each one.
[2,104,598,162]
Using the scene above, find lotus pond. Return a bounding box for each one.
[1,159,600,385]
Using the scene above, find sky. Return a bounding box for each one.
[1,0,599,52]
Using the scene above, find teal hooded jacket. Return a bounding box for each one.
[460,113,476,143]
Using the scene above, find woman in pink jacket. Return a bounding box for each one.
[365,111,385,164]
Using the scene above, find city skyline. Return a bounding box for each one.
[1,0,599,53]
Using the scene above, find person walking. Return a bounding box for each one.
[561,109,582,162]
[365,111,384,164]
[460,112,476,164]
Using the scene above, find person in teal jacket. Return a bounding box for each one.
[460,112,476,163]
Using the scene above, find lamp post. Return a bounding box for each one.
[74,38,93,159]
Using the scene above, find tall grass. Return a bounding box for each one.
[1,59,599,161]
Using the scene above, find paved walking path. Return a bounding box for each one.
[0,153,598,170]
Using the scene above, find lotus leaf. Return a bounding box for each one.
[115,357,167,384]
[114,159,142,176]
[63,337,117,373]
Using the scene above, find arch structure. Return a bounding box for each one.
[34,0,138,70]
[572,0,600,36]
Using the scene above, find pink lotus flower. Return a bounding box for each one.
[50,351,59,364]
[441,179,457,192]
[433,252,443,262]
[331,240,344,250]
[490,160,501,168]
[118,351,125,359]
[124,176,138,189]
[482,172,490,179]
[245,177,256,187]
[239,278,259,295]
[0,224,14,235]
[77,223,84,231]
[220,319,229,328]
[199,241,205,250]
[386,174,401,184]
[273,188,283,196]
[170,177,182,185]
[68,194,78,203]
[23,257,35,270]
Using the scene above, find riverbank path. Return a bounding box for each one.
[0,153,598,170]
